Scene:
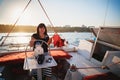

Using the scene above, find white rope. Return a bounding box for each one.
[37,0,56,33]
[90,27,101,58]
[103,0,110,26]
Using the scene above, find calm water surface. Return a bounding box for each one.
[0,32,94,45]
[0,32,95,53]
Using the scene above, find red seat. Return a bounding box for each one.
[50,50,72,59]
[0,50,72,64]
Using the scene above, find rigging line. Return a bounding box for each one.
[0,0,32,46]
[24,44,29,69]
[90,27,101,59]
[103,0,110,26]
[37,0,56,32]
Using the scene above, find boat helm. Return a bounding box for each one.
[36,54,45,64]
[34,41,45,64]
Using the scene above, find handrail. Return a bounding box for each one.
[0,36,3,41]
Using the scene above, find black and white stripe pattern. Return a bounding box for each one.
[42,67,52,77]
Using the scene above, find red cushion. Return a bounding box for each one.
[0,50,72,64]
[0,51,34,64]
[50,50,72,59]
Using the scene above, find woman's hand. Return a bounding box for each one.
[47,37,52,45]
[29,37,36,47]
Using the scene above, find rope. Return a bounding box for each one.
[90,27,101,58]
[37,0,56,33]
[70,61,120,72]
[24,44,30,69]
[0,0,32,46]
[103,0,110,26]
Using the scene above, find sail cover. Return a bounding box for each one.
[91,27,120,48]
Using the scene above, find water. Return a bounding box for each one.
[58,32,94,45]
[0,32,95,53]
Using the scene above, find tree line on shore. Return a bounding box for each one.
[0,24,91,33]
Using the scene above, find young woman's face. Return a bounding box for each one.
[39,27,45,34]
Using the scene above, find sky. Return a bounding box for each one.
[0,0,120,27]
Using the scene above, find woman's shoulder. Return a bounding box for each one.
[32,33,37,35]
[32,33,38,38]
[32,33,37,36]
[45,34,49,39]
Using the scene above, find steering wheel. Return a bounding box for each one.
[33,39,49,52]
[33,40,49,64]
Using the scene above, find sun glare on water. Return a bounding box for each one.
[14,33,30,44]
[7,32,31,44]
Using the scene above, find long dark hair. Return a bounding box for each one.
[37,23,48,35]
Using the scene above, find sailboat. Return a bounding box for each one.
[0,0,120,80]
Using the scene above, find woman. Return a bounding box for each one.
[30,23,51,53]
[29,23,52,80]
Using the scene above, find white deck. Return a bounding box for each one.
[67,52,109,76]
[64,40,109,80]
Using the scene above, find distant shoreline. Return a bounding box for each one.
[0,24,91,33]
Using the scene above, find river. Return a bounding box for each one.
[0,32,95,53]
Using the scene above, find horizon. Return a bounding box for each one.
[0,0,120,27]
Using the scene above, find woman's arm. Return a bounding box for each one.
[47,37,52,45]
[29,37,36,47]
